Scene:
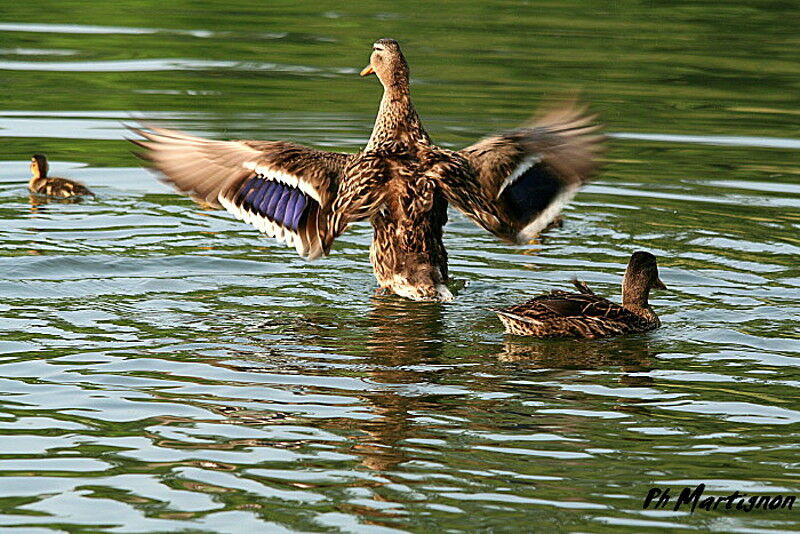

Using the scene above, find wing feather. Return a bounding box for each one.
[507,291,638,324]
[129,125,352,260]
[434,101,604,243]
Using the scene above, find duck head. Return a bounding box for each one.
[622,251,667,308]
[31,154,49,179]
[360,38,410,88]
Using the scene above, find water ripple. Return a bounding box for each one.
[1,4,799,532]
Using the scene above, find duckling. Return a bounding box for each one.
[496,251,666,338]
[29,154,94,198]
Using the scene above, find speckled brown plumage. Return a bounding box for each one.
[29,154,94,199]
[496,251,667,338]
[129,38,603,301]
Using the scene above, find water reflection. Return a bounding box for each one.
[498,338,659,415]
[497,337,656,371]
[365,296,445,361]
[354,297,445,472]
[28,193,85,210]
[212,298,447,473]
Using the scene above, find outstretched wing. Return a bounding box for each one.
[129,126,353,260]
[434,102,603,243]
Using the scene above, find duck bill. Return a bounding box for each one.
[654,278,667,290]
[360,64,375,76]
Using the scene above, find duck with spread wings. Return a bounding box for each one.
[130,38,604,301]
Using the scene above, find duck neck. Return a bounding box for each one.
[366,81,429,151]
[30,170,45,189]
[622,286,657,321]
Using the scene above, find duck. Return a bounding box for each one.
[29,154,94,198]
[130,38,603,301]
[495,251,666,338]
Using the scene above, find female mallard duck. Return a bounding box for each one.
[496,251,667,338]
[130,38,603,301]
[29,154,94,198]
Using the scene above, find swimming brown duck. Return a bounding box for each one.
[130,38,603,301]
[29,154,94,198]
[496,251,666,338]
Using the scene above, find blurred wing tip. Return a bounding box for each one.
[127,137,150,150]
[527,100,601,128]
[515,187,577,243]
[132,151,153,163]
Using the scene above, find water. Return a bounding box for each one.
[1,1,799,532]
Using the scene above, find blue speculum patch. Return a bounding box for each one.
[259,182,281,216]
[239,176,311,231]
[249,181,272,212]
[289,193,307,230]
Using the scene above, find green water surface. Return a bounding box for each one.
[1,1,799,532]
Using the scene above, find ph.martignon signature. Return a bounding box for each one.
[643,484,796,513]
